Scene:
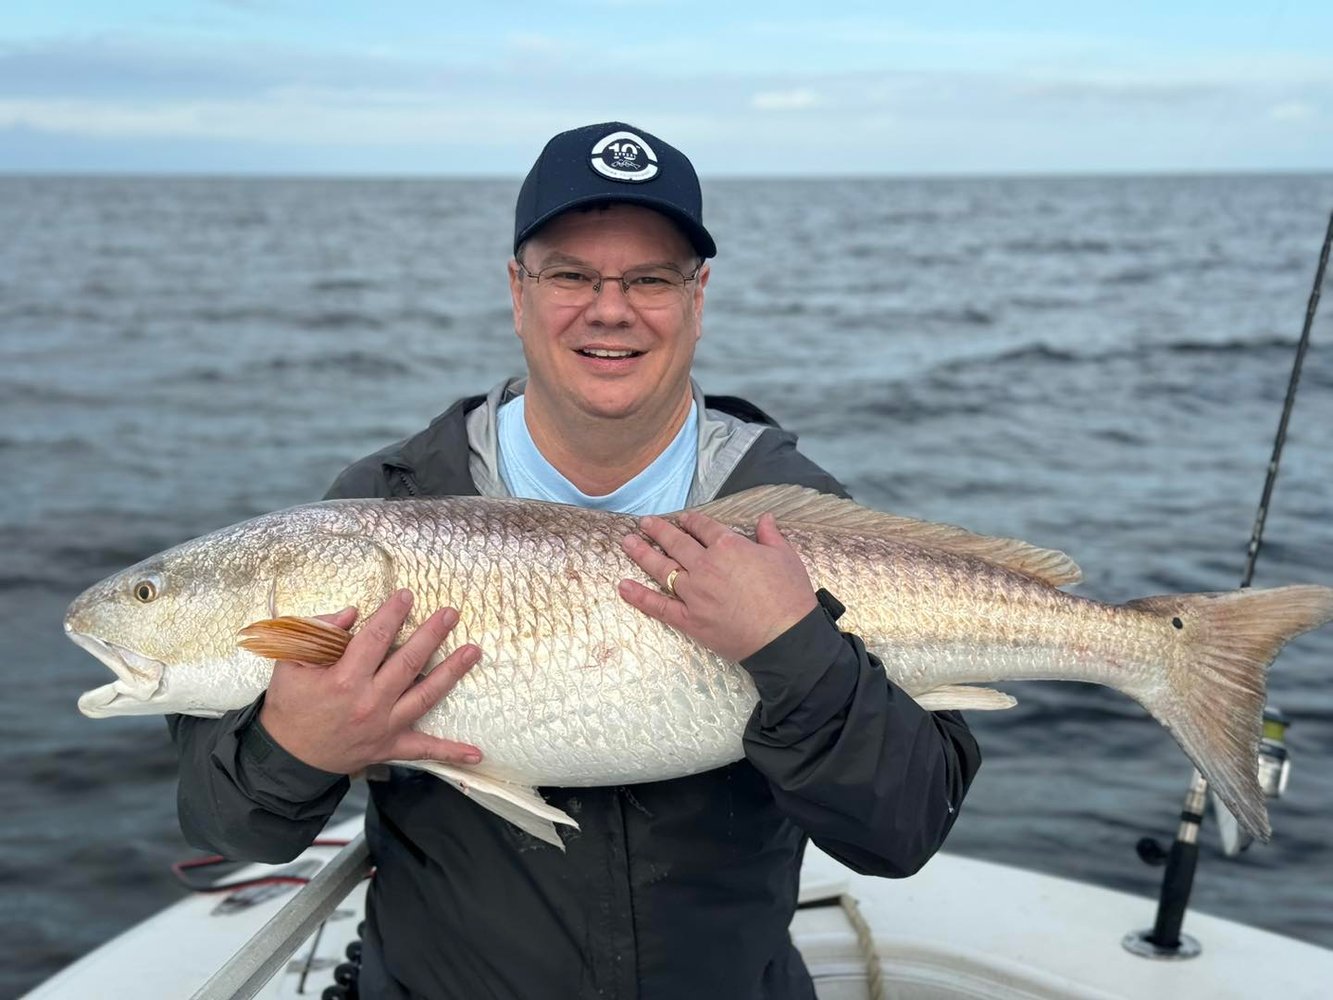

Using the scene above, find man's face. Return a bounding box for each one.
[508,203,709,424]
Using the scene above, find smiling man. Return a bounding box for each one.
[506,203,706,501]
[170,121,981,1000]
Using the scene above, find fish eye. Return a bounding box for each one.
[133,579,159,603]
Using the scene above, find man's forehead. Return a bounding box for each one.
[530,248,686,269]
[526,204,695,262]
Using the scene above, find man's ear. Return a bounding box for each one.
[508,259,525,336]
[692,261,710,329]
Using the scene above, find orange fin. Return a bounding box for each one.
[237,616,352,665]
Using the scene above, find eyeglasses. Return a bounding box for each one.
[516,260,701,307]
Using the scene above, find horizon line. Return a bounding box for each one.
[3,167,1332,182]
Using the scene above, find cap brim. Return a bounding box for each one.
[514,192,716,259]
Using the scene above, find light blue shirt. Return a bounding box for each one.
[497,395,697,515]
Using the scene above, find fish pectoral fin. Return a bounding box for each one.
[236,616,352,666]
[394,760,578,850]
[691,485,1082,587]
[913,685,1018,711]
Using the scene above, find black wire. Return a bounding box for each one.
[1240,210,1333,589]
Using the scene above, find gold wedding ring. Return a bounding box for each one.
[664,567,682,598]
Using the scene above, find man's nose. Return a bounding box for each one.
[584,278,635,323]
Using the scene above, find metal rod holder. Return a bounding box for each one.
[190,833,371,1000]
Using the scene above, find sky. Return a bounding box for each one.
[1,1,1331,175]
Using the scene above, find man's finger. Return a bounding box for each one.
[620,532,683,587]
[390,731,483,766]
[618,579,690,630]
[379,607,460,695]
[314,607,359,629]
[637,515,706,567]
[754,512,790,549]
[392,642,481,727]
[275,607,359,670]
[338,588,413,679]
[676,511,736,547]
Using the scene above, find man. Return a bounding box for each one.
[170,122,980,999]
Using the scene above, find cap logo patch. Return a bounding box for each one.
[590,130,658,182]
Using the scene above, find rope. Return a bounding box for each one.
[839,893,886,1000]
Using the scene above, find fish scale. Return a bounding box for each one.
[349,501,755,787]
[67,485,1333,846]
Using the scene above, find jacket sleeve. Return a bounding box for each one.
[167,700,349,862]
[165,464,386,862]
[741,590,981,877]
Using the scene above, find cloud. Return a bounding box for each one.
[0,37,427,101]
[0,92,568,144]
[748,16,1106,70]
[2,28,1331,174]
[751,88,819,111]
[1269,101,1316,121]
[1014,77,1225,106]
[505,33,571,60]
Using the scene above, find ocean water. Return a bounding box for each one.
[2,174,1332,995]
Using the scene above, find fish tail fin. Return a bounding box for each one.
[237,616,352,665]
[1128,585,1333,842]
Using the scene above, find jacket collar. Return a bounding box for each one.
[380,377,780,501]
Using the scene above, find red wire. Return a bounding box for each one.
[171,839,358,893]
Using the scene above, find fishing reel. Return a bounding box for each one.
[1125,707,1292,959]
[1134,706,1291,869]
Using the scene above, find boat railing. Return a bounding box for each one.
[189,833,370,1000]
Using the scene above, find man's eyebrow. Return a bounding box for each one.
[635,257,693,269]
[533,250,590,268]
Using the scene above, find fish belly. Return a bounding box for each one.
[414,613,759,786]
[365,506,761,787]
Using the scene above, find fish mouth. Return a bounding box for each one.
[68,627,168,718]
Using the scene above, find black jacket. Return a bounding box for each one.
[169,393,981,1000]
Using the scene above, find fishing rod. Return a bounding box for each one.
[1124,209,1333,960]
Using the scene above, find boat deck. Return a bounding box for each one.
[26,818,1332,999]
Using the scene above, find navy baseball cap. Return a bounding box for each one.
[514,121,716,259]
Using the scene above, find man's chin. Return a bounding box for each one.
[572,378,692,422]
[571,386,656,421]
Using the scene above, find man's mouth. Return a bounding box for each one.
[576,348,643,359]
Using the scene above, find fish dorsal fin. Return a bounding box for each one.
[693,485,1082,588]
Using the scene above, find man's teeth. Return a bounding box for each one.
[581,349,638,358]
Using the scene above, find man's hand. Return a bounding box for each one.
[618,511,819,663]
[258,588,483,774]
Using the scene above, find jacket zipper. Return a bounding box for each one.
[390,466,420,497]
